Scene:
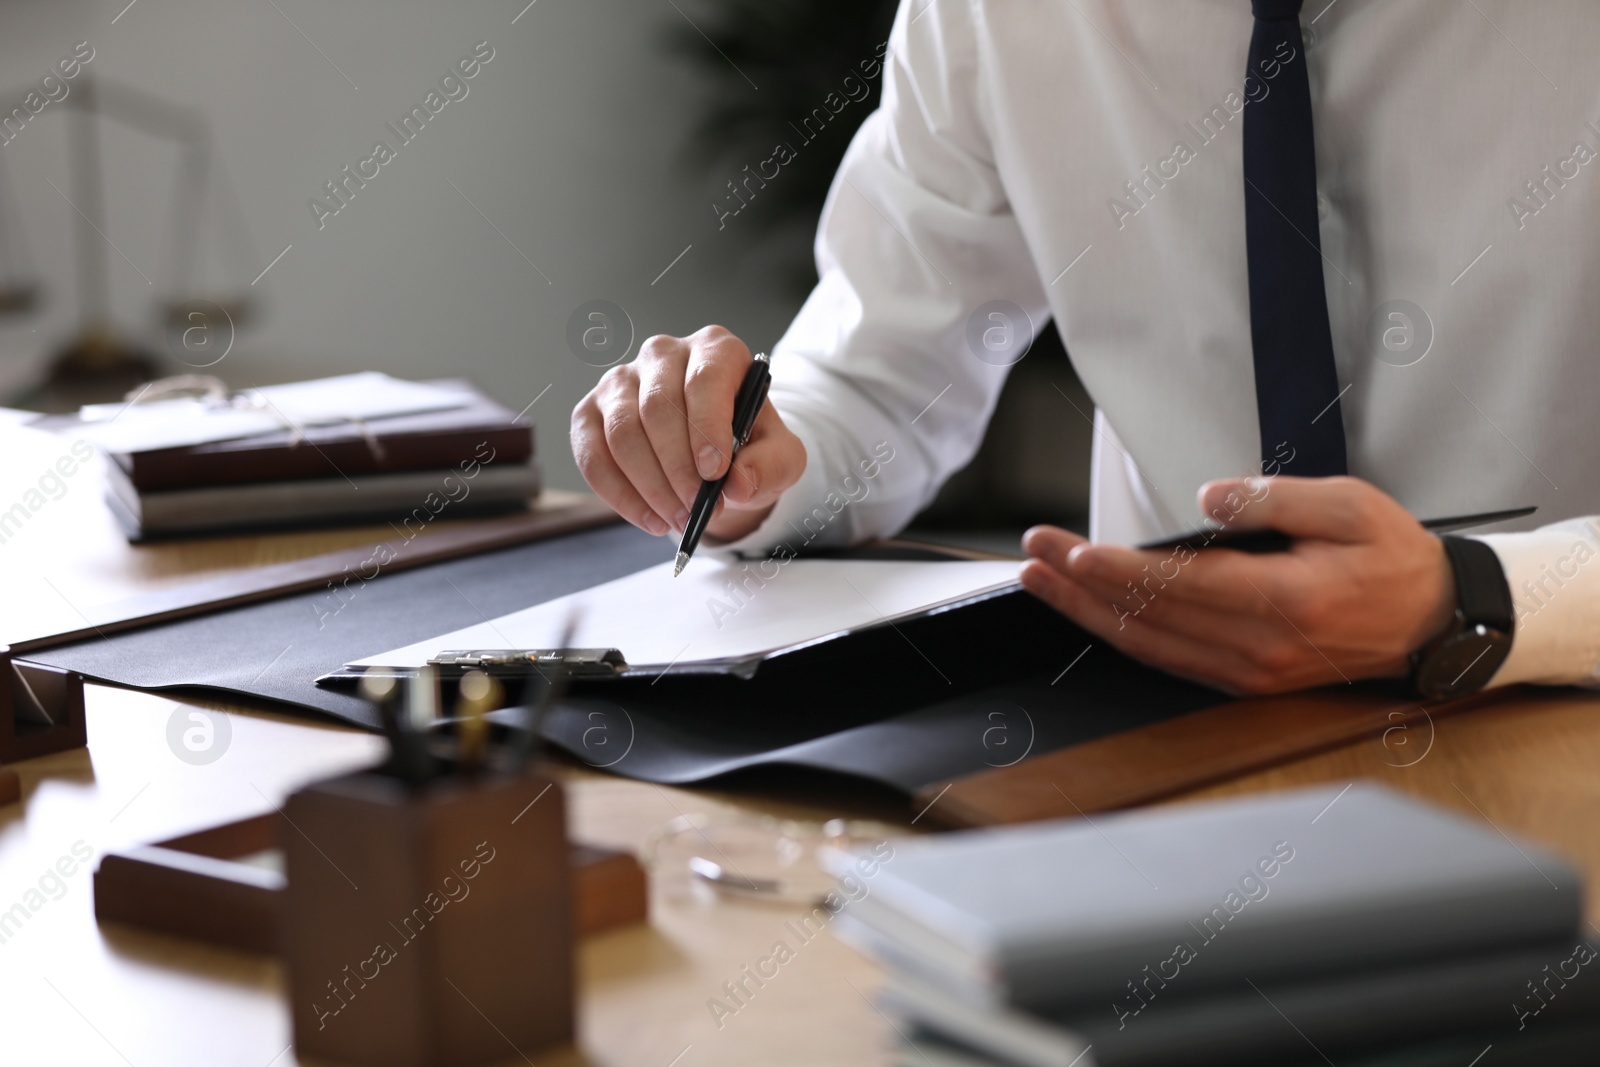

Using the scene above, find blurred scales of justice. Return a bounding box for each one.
[0,74,260,408]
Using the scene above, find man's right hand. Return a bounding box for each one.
[570,325,807,544]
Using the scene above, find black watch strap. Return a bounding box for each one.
[1440,535,1514,633]
[1411,535,1516,700]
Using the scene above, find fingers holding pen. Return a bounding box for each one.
[571,391,670,536]
[572,324,807,545]
[636,335,702,513]
[720,400,804,509]
[592,365,686,534]
[682,326,751,480]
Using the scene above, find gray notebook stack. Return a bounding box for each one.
[823,783,1600,1067]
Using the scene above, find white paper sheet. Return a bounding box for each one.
[71,372,473,453]
[348,557,1024,673]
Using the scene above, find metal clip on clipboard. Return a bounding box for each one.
[426,648,628,679]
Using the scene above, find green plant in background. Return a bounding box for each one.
[670,0,898,288]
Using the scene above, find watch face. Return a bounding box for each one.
[1417,625,1512,700]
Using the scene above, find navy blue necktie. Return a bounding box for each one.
[1244,0,1347,476]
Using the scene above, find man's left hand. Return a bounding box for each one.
[1019,476,1457,695]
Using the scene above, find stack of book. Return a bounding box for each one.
[39,375,539,539]
[826,784,1600,1067]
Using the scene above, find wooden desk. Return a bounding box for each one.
[2,418,1598,1066]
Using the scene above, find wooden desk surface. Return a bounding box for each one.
[2,417,1598,1066]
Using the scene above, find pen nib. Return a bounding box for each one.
[673,551,689,577]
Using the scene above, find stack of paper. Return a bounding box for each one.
[344,556,1025,678]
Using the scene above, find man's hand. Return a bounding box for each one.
[1019,477,1457,695]
[570,326,806,543]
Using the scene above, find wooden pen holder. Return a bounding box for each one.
[281,766,573,1067]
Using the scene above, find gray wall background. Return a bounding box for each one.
[0,0,804,494]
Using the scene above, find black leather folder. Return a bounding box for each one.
[25,522,1222,793]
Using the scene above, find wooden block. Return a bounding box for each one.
[923,684,1511,827]
[95,813,286,953]
[93,813,648,955]
[96,844,283,953]
[571,844,648,936]
[281,770,574,1067]
[0,652,87,763]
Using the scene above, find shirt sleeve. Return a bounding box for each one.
[1477,518,1600,688]
[719,0,1050,557]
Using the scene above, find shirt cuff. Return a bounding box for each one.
[1476,520,1600,688]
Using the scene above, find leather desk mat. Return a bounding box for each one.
[25,521,1224,795]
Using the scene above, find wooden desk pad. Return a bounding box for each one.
[920,684,1513,827]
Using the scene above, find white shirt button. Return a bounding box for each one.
[1317,193,1331,221]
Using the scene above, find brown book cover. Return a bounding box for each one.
[102,457,541,541]
[37,378,534,491]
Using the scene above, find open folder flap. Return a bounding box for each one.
[331,556,1024,680]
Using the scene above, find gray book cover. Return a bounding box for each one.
[829,783,1581,1008]
[878,939,1600,1067]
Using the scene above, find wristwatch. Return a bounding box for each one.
[1410,535,1515,700]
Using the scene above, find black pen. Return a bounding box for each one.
[674,352,772,577]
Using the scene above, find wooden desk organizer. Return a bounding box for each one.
[0,649,86,764]
[282,767,574,1067]
[93,812,646,953]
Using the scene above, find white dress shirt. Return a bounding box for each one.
[727,0,1600,689]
